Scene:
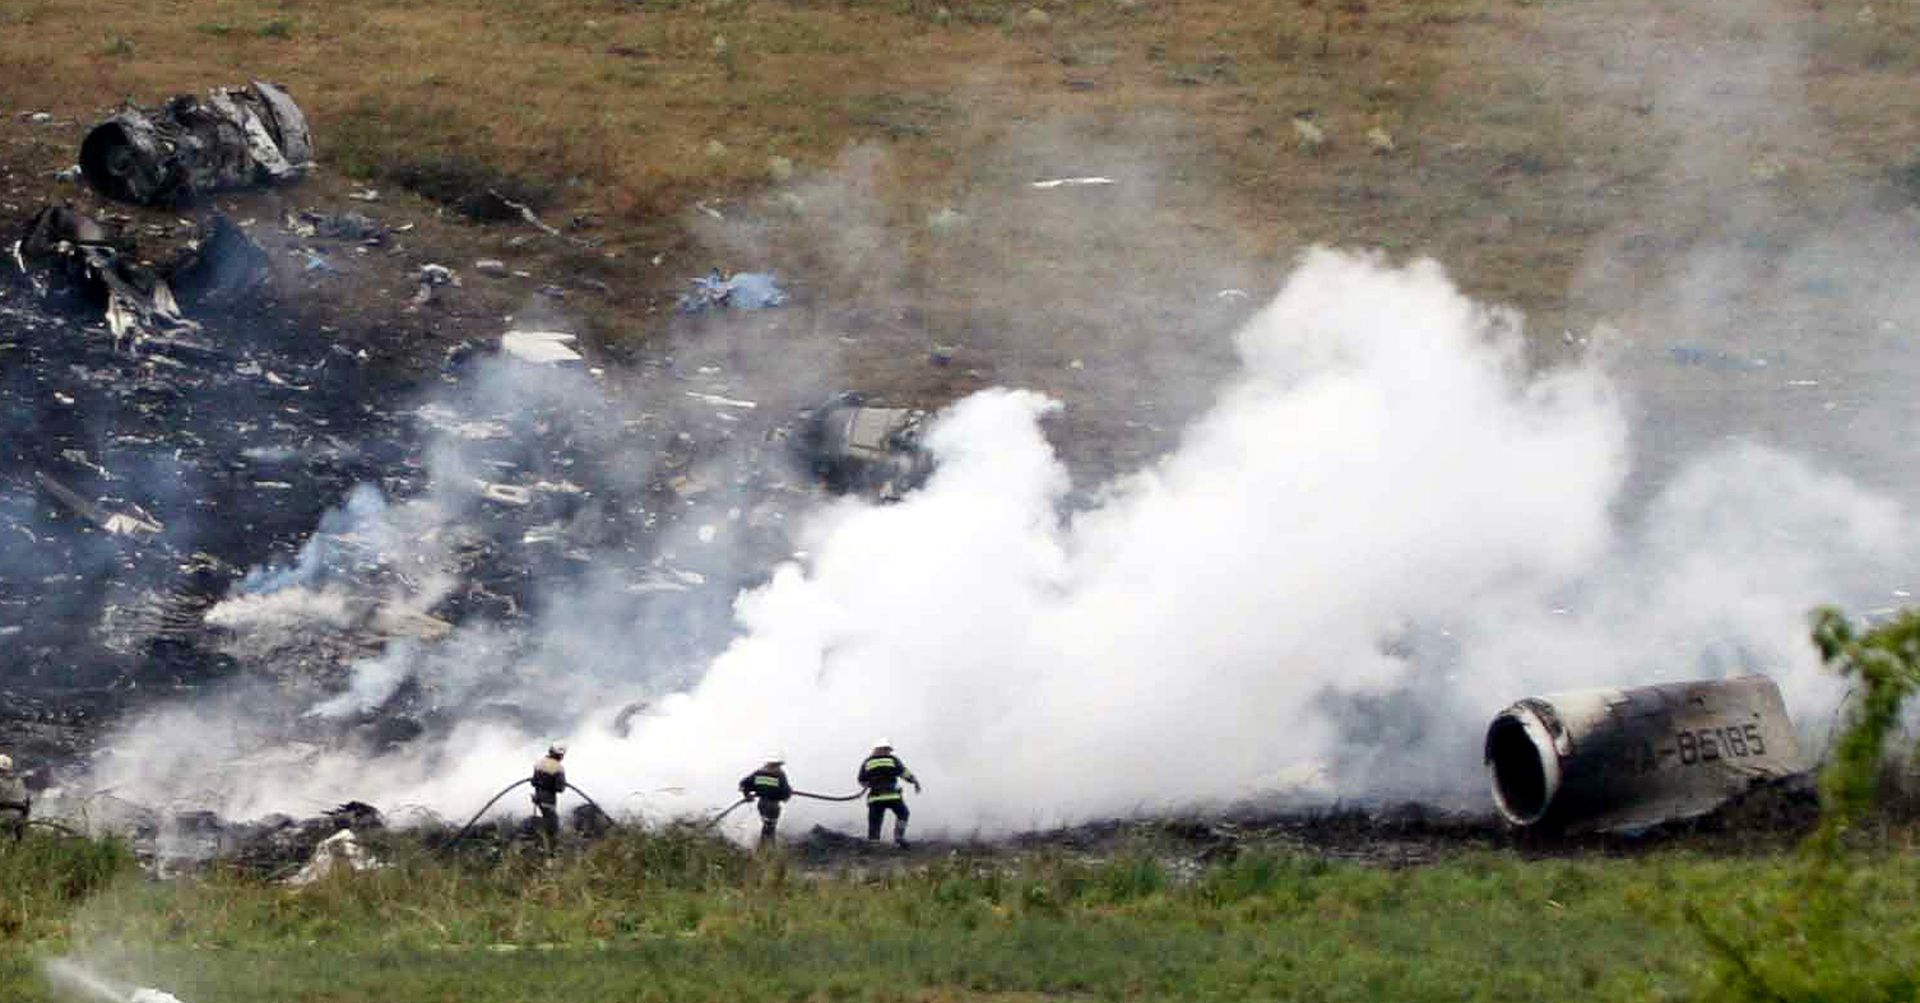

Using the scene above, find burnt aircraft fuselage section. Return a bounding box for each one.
[80,81,312,206]
[1485,675,1804,832]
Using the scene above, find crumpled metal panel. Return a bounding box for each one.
[1484,675,1804,832]
[11,205,206,344]
[800,396,935,501]
[80,81,314,206]
[247,81,312,168]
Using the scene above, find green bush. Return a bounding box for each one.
[1691,606,1920,1002]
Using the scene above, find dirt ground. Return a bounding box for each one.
[3,0,1914,479]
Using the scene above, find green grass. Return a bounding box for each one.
[10,825,1920,1003]
[0,832,136,941]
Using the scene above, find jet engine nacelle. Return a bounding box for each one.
[1485,675,1803,831]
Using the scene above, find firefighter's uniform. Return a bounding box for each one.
[531,746,567,844]
[857,742,919,846]
[738,760,793,846]
[0,755,28,841]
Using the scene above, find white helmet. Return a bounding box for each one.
[766,751,786,765]
[548,743,568,758]
[873,738,893,750]
[0,754,12,773]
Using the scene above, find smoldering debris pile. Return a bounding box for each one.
[13,205,271,345]
[1,200,857,792]
[0,239,404,764]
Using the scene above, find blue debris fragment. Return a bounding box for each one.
[1666,343,1779,371]
[677,269,787,314]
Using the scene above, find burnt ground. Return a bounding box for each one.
[161,772,1822,886]
[0,102,1197,792]
[773,772,1824,870]
[0,104,1843,869]
[0,113,788,775]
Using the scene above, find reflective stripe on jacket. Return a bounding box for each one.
[739,768,791,802]
[858,754,915,802]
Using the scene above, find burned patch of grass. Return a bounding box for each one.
[846,91,954,141]
[1890,157,1920,205]
[387,157,559,224]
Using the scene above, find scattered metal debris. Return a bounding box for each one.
[489,188,597,249]
[12,205,200,342]
[35,471,165,539]
[168,214,272,309]
[500,329,583,365]
[286,209,389,245]
[1667,343,1777,370]
[793,392,934,501]
[685,391,756,410]
[1030,176,1115,189]
[926,206,965,233]
[80,81,312,206]
[1292,111,1327,153]
[479,481,534,506]
[676,269,787,314]
[284,828,384,885]
[1484,675,1804,832]
[411,264,458,307]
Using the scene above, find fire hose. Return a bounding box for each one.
[450,777,872,838]
[794,789,866,802]
[443,778,614,846]
[702,788,866,828]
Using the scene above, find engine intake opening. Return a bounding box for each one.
[1486,711,1555,825]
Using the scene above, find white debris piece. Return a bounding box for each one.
[927,206,965,233]
[1030,176,1115,189]
[479,482,534,506]
[130,989,188,1003]
[500,330,583,365]
[416,403,511,440]
[626,567,707,594]
[285,829,383,886]
[100,512,164,538]
[1292,114,1327,153]
[410,264,459,306]
[684,391,757,409]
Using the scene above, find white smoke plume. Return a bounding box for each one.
[79,248,1914,835]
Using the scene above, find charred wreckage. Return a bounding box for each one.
[3,81,1816,859]
[80,80,312,207]
[3,81,949,857]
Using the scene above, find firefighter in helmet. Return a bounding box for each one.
[0,754,27,841]
[531,743,567,845]
[857,739,920,847]
[738,753,793,847]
